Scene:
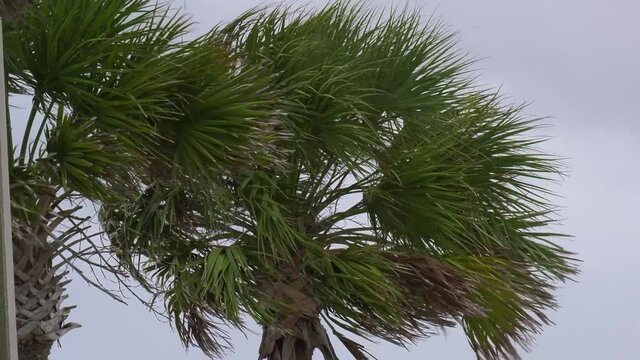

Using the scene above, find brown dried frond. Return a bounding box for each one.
[385,253,483,321]
[0,0,31,21]
[178,305,233,359]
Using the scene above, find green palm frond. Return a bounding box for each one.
[6,0,188,147]
[217,3,468,171]
[450,256,558,359]
[87,2,576,360]
[4,0,290,356]
[43,111,136,200]
[6,0,284,178]
[117,3,579,359]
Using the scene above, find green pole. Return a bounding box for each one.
[0,18,19,360]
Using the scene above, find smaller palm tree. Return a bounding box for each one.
[4,0,282,358]
[102,3,577,360]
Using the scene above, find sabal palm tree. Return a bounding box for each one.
[101,3,577,360]
[3,0,282,358]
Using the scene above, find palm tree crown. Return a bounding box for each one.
[4,0,281,358]
[100,3,576,360]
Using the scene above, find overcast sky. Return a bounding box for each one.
[48,1,640,359]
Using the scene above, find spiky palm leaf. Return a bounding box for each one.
[101,3,576,360]
[4,0,283,358]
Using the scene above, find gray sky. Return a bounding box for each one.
[48,1,640,359]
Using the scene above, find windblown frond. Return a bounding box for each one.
[95,2,577,359]
[4,0,287,356]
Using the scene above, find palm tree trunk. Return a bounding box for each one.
[12,193,80,360]
[259,318,337,360]
[257,261,338,359]
[14,255,78,360]
[17,341,53,360]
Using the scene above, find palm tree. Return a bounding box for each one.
[101,3,577,360]
[3,0,282,358]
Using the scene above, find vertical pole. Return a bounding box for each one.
[0,18,19,360]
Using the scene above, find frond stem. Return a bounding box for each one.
[28,100,55,163]
[19,94,43,166]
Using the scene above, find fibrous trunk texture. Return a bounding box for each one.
[17,341,53,360]
[258,263,337,360]
[14,258,78,358]
[12,199,80,359]
[259,318,336,360]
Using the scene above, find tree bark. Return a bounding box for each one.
[260,326,313,360]
[257,256,338,359]
[12,204,80,360]
[259,318,337,360]
[18,341,53,360]
[14,257,78,360]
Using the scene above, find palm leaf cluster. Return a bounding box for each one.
[4,0,281,357]
[99,3,576,360]
[3,0,576,359]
